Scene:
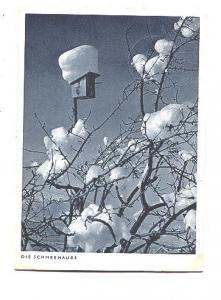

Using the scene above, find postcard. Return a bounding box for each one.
[15,13,202,271]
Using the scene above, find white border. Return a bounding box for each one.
[14,8,204,272]
[1,1,208,274]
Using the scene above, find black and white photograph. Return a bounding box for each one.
[3,0,221,297]
[19,13,200,270]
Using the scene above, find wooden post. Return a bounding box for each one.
[73,97,78,125]
[68,97,79,133]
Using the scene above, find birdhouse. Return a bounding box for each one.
[58,45,100,100]
[70,72,100,99]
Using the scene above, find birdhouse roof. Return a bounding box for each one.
[70,72,100,85]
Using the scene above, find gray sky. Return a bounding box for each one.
[23,14,199,166]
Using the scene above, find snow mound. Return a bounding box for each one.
[58,45,99,84]
[179,149,194,161]
[67,204,131,252]
[174,17,200,38]
[162,182,196,208]
[51,127,68,144]
[71,119,88,139]
[131,54,148,77]
[131,39,173,82]
[154,39,174,56]
[141,103,187,140]
[85,165,104,184]
[37,156,68,180]
[132,53,169,82]
[184,209,196,231]
[37,120,88,179]
[145,55,169,82]
[103,136,109,146]
[110,167,130,182]
[127,139,140,152]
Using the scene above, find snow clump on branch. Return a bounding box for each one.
[141,103,188,140]
[109,167,130,182]
[37,119,88,179]
[85,165,104,184]
[132,54,168,82]
[162,181,196,209]
[67,204,131,252]
[174,17,200,38]
[179,149,194,161]
[127,139,140,152]
[131,54,147,77]
[71,119,88,139]
[154,39,174,56]
[161,182,196,231]
[103,136,109,146]
[184,209,196,231]
[131,39,174,82]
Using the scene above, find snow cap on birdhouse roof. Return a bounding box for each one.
[58,45,99,84]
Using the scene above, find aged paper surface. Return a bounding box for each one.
[12,10,203,271]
